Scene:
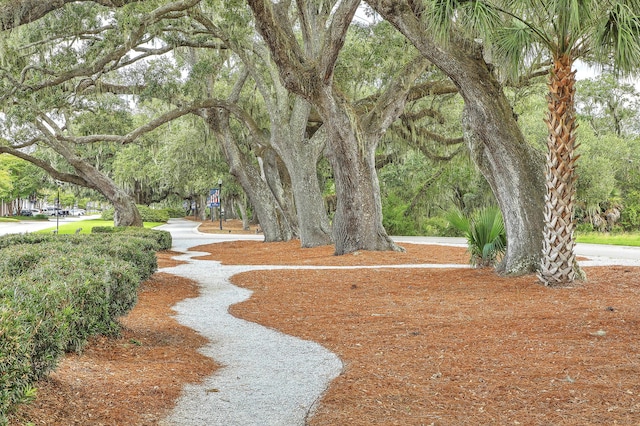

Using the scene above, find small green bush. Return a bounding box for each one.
[421,216,463,237]
[382,197,418,236]
[576,222,595,233]
[0,299,36,424]
[101,205,170,223]
[0,244,50,277]
[91,226,172,251]
[166,207,186,218]
[101,208,114,221]
[0,233,56,250]
[137,205,170,222]
[90,225,115,233]
[85,234,158,280]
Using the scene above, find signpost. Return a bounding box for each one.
[209,188,220,222]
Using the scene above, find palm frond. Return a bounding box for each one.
[492,19,538,81]
[445,208,470,234]
[460,0,503,36]
[426,0,460,43]
[595,3,640,74]
[447,206,506,268]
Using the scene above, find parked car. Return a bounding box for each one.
[70,208,86,216]
[19,209,33,216]
[42,207,65,216]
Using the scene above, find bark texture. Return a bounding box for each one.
[368,0,546,275]
[247,0,427,254]
[538,57,583,285]
[268,99,332,248]
[204,108,294,242]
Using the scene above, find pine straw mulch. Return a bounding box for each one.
[10,220,640,425]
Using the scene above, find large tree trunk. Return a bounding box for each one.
[538,57,583,285]
[368,1,545,275]
[285,148,333,247]
[320,88,400,254]
[270,99,332,248]
[235,200,250,230]
[205,109,294,242]
[247,0,399,254]
[259,147,299,237]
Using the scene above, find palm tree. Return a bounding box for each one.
[427,0,640,285]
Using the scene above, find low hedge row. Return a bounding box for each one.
[0,228,172,424]
[101,205,170,223]
[91,226,172,251]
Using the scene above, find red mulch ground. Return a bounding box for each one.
[10,220,640,425]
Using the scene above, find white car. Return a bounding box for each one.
[70,208,86,216]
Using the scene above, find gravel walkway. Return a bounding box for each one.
[157,220,343,426]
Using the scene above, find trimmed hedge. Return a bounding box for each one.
[0,229,171,424]
[91,226,172,251]
[101,205,170,223]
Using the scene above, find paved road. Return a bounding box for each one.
[394,235,640,267]
[1,217,638,266]
[0,215,90,236]
[11,215,634,268]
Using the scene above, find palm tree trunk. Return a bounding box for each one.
[538,56,584,285]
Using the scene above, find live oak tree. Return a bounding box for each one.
[367,0,547,275]
[576,74,640,138]
[0,0,142,30]
[188,5,331,246]
[247,0,434,254]
[0,1,202,226]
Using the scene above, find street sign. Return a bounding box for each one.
[209,188,220,207]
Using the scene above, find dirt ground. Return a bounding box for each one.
[10,219,640,425]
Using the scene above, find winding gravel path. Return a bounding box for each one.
[157,220,343,426]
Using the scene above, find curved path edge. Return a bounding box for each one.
[156,220,346,426]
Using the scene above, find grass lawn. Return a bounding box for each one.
[36,219,164,235]
[576,232,640,247]
[1,216,49,222]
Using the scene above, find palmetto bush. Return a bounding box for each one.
[447,206,507,268]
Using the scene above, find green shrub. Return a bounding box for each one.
[0,231,163,418]
[137,205,170,222]
[576,222,595,233]
[0,244,50,277]
[447,206,506,267]
[91,226,171,250]
[166,207,186,218]
[621,206,640,231]
[101,205,170,223]
[85,234,158,281]
[0,299,36,424]
[90,225,115,233]
[101,208,114,221]
[0,233,56,250]
[421,216,463,237]
[126,228,172,250]
[382,197,418,236]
